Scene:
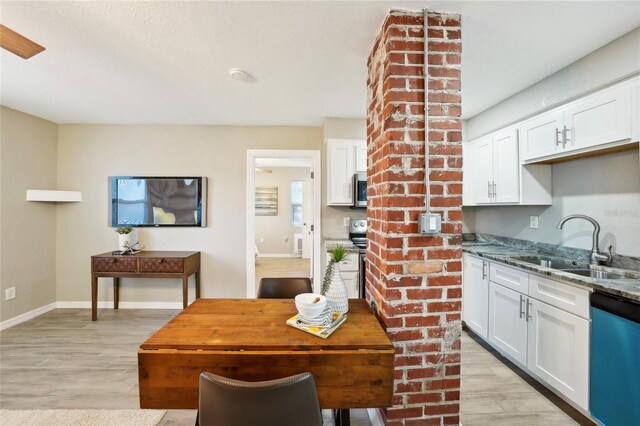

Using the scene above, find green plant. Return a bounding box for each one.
[321,245,346,295]
[115,227,133,235]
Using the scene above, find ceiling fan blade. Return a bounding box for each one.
[0,24,45,59]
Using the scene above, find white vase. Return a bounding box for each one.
[326,262,349,314]
[118,233,131,251]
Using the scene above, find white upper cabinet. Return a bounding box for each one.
[465,127,551,206]
[327,139,366,206]
[355,144,367,173]
[520,77,638,163]
[493,127,520,203]
[519,109,564,161]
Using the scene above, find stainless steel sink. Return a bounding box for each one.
[509,255,585,270]
[560,269,627,280]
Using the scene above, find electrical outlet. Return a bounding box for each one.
[343,217,350,226]
[5,287,16,300]
[529,215,539,229]
[260,237,264,243]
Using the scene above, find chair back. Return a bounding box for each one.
[257,277,312,299]
[198,372,323,426]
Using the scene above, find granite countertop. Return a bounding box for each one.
[323,238,361,253]
[462,240,640,302]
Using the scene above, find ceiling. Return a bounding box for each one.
[1,1,639,126]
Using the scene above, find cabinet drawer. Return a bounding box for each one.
[92,257,137,273]
[140,258,184,273]
[342,253,359,271]
[528,274,591,319]
[490,262,529,293]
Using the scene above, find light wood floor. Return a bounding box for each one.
[255,257,311,292]
[0,308,591,425]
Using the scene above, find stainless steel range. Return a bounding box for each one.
[349,219,367,298]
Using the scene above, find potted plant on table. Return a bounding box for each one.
[115,227,133,252]
[322,245,349,314]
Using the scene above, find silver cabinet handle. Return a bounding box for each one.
[492,182,497,199]
[526,299,533,322]
[563,125,572,147]
[519,295,525,319]
[482,261,487,280]
[555,128,563,146]
[487,181,491,199]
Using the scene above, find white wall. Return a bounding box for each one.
[0,107,58,321]
[467,28,640,140]
[322,117,367,238]
[56,125,322,303]
[255,167,309,255]
[467,28,640,257]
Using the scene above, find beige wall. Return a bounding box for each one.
[0,107,58,321]
[56,125,322,303]
[255,167,309,255]
[465,28,640,257]
[321,117,367,239]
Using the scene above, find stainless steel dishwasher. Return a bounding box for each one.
[590,292,640,426]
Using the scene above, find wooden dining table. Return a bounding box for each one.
[138,298,394,425]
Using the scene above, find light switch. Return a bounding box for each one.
[529,216,539,229]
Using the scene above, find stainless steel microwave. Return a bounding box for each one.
[352,173,367,209]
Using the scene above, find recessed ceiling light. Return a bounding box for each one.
[229,68,250,81]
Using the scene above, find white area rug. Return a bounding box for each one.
[0,409,166,426]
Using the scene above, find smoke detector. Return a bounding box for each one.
[229,68,250,81]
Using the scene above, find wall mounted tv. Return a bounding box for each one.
[109,176,207,227]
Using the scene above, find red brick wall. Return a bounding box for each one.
[366,9,462,426]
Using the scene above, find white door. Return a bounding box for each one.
[563,83,633,153]
[473,136,494,204]
[493,127,520,203]
[463,255,489,339]
[526,298,590,411]
[488,282,528,366]
[519,109,564,162]
[301,180,313,271]
[327,141,355,205]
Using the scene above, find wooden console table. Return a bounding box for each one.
[90,251,200,321]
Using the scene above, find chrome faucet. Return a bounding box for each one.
[556,214,613,265]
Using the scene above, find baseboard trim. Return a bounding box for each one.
[0,302,57,331]
[367,408,384,426]
[256,253,298,258]
[56,301,184,309]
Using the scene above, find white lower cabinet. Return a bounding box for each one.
[341,271,360,299]
[464,255,592,412]
[463,254,489,338]
[488,282,528,366]
[527,298,589,410]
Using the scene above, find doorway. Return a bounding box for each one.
[246,150,322,298]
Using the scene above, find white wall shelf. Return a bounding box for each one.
[26,190,82,203]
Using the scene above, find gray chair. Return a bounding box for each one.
[198,371,323,426]
[257,277,312,299]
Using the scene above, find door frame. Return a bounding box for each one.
[246,149,322,298]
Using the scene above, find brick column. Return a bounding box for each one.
[366,10,462,426]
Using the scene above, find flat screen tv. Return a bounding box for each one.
[109,176,207,227]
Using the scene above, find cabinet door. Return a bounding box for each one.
[527,299,589,411]
[488,282,527,366]
[462,143,475,206]
[463,255,489,339]
[327,141,355,205]
[355,141,367,173]
[563,83,633,152]
[519,109,564,162]
[473,136,494,204]
[493,127,519,203]
[341,271,360,299]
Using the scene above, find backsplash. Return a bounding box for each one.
[464,233,640,272]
